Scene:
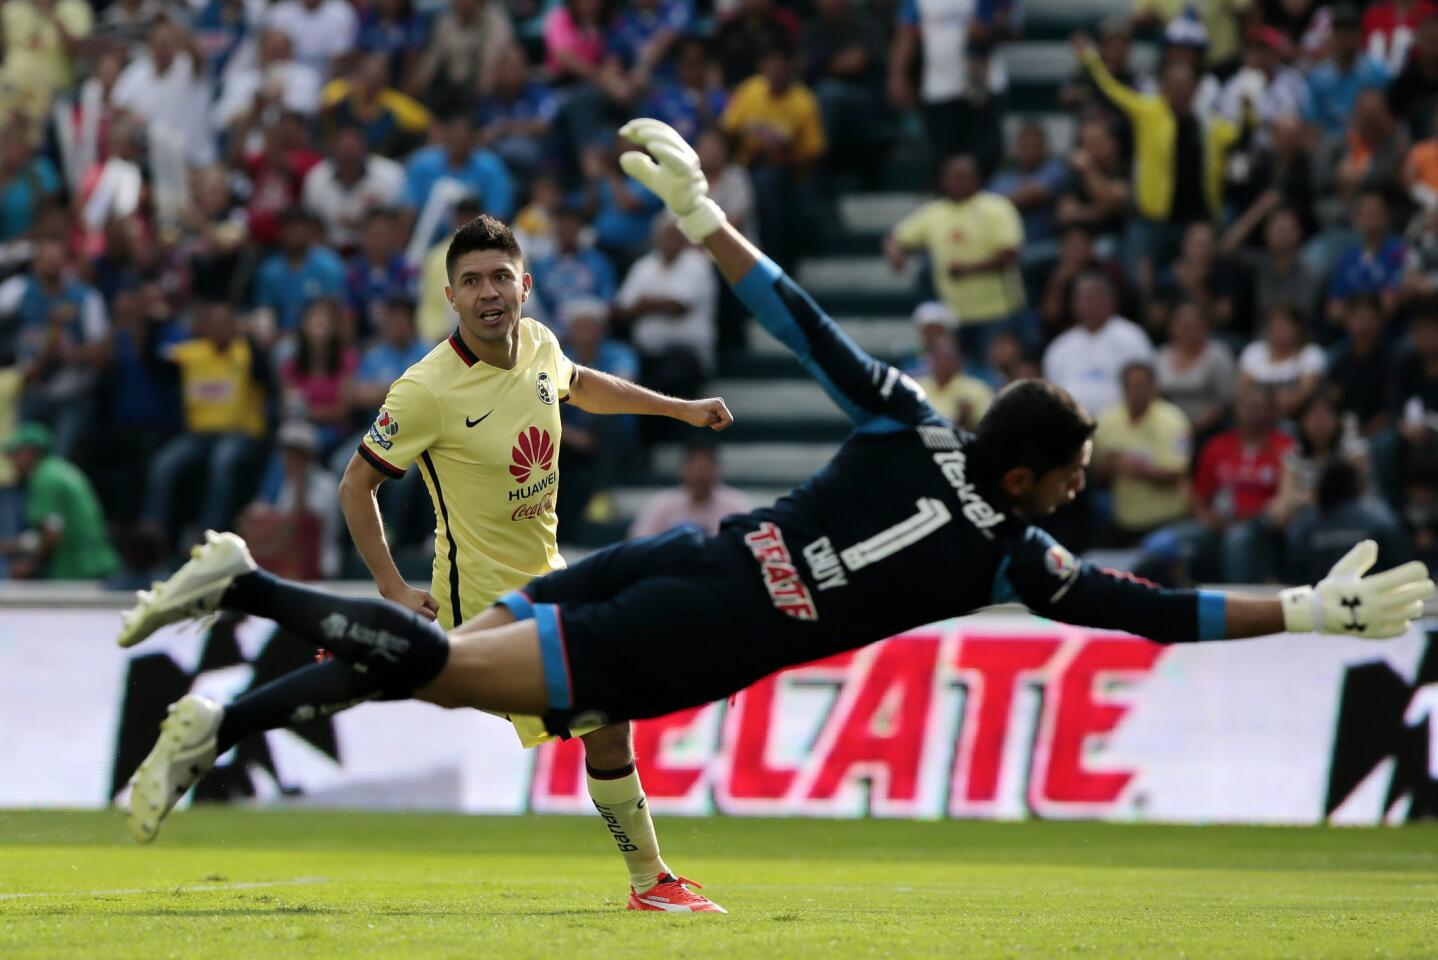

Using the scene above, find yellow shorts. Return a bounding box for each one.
[494,711,606,749]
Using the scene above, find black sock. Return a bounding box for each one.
[216,659,408,753]
[221,570,450,689]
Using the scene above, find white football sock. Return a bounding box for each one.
[587,765,670,893]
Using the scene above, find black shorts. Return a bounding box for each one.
[495,525,810,732]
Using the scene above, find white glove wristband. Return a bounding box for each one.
[676,197,726,245]
[1279,585,1323,634]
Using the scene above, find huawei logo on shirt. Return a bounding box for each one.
[509,426,555,484]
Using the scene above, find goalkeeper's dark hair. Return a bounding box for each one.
[446,214,524,281]
[970,379,1096,488]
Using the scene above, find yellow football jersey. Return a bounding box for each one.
[359,319,574,630]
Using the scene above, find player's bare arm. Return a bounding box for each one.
[338,452,439,620]
[567,364,733,431]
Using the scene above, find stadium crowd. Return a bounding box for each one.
[2,0,1438,588]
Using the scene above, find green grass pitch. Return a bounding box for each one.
[3,810,1437,959]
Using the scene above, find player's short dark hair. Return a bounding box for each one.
[446,214,523,281]
[970,379,1096,487]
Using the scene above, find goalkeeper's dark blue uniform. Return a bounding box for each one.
[498,256,1229,733]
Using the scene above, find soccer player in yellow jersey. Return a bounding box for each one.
[338,214,733,912]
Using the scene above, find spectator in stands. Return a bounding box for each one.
[697,127,757,243]
[478,45,560,185]
[1058,16,1137,120]
[1387,16,1438,140]
[92,281,183,525]
[1244,206,1321,329]
[914,329,992,431]
[113,16,217,167]
[346,208,415,338]
[557,296,640,538]
[357,0,427,81]
[264,0,359,77]
[799,0,884,179]
[1037,224,1128,339]
[404,112,515,228]
[212,29,323,136]
[886,153,1026,359]
[1156,299,1236,443]
[1189,382,1294,582]
[1149,219,1251,344]
[1315,90,1407,218]
[1222,115,1318,254]
[640,37,730,145]
[1042,270,1154,417]
[281,298,359,452]
[1304,5,1390,139]
[989,122,1068,255]
[1327,189,1406,331]
[581,139,665,268]
[628,441,752,539]
[716,0,800,89]
[193,0,254,79]
[1055,117,1130,252]
[543,0,611,87]
[254,209,347,334]
[0,0,93,131]
[0,422,118,580]
[531,203,618,319]
[412,0,512,109]
[239,112,324,249]
[721,44,826,270]
[1133,0,1249,76]
[95,0,169,52]
[1220,26,1310,133]
[352,296,429,418]
[1362,0,1435,73]
[904,300,962,376]
[141,300,270,550]
[1376,303,1438,505]
[0,119,62,244]
[1404,108,1438,211]
[887,0,1009,173]
[1239,301,1326,421]
[240,418,342,580]
[613,214,718,397]
[0,237,108,461]
[1287,457,1409,583]
[1268,388,1368,526]
[179,166,254,306]
[597,0,693,107]
[1094,360,1192,546]
[320,53,432,156]
[1326,295,1392,438]
[1072,33,1242,285]
[302,123,407,254]
[513,175,563,263]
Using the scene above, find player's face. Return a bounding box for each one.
[446,250,532,343]
[1022,440,1091,517]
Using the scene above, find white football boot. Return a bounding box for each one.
[126,694,224,844]
[118,530,256,649]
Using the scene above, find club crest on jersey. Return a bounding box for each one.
[368,409,399,450]
[536,371,556,405]
[1045,544,1078,579]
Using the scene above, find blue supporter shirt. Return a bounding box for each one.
[607,0,693,76]
[988,158,1067,244]
[357,339,432,387]
[254,246,348,331]
[640,82,729,144]
[110,323,184,430]
[476,83,560,129]
[1304,57,1390,135]
[1328,237,1407,301]
[531,249,618,312]
[357,8,428,60]
[404,146,515,221]
[0,158,59,242]
[590,178,664,257]
[347,254,418,336]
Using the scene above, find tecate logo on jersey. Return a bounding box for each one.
[931,450,1004,538]
[743,522,818,621]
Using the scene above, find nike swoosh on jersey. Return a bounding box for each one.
[466,411,494,428]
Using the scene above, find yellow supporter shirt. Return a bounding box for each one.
[168,339,266,438]
[720,75,826,166]
[916,373,993,431]
[359,319,574,631]
[0,367,22,486]
[1094,398,1192,532]
[0,0,93,120]
[891,192,1025,325]
[417,242,455,345]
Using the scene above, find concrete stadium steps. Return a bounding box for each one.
[748,316,917,363]
[652,441,840,487]
[606,485,789,525]
[708,377,853,427]
[796,256,926,316]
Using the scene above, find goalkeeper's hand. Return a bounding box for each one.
[1279,540,1434,639]
[617,117,726,244]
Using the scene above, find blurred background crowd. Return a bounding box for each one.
[2,0,1438,589]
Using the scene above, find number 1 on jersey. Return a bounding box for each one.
[839,497,953,572]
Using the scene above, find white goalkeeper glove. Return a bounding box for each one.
[1279,540,1435,639]
[617,118,727,244]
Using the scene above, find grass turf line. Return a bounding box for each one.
[2,810,1437,959]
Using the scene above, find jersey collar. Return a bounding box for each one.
[448,329,480,367]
